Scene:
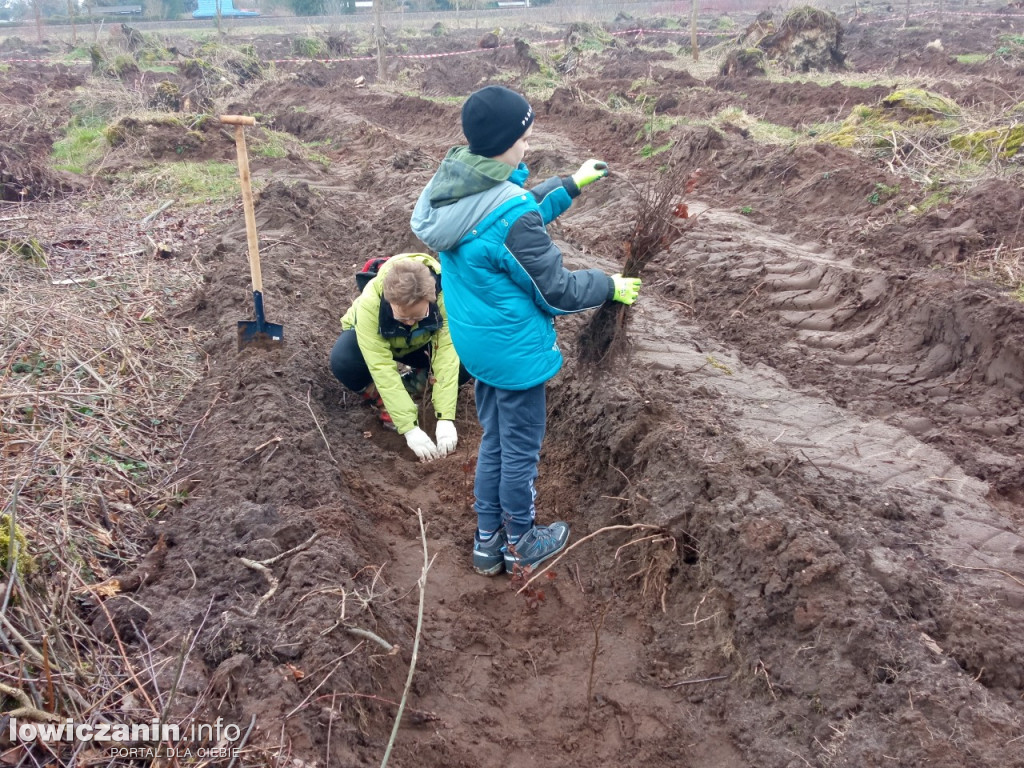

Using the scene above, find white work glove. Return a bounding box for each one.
[435,420,458,457]
[404,427,439,462]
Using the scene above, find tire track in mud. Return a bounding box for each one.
[659,203,1024,496]
[700,206,1020,394]
[566,205,1024,607]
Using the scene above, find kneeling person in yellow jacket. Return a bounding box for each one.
[329,253,470,461]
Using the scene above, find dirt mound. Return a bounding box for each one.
[0,141,76,201]
[104,115,233,163]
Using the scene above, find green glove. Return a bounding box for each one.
[611,274,641,305]
[572,159,609,189]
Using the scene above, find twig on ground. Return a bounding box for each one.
[585,602,609,726]
[1,484,22,617]
[947,562,1024,589]
[517,523,675,595]
[260,532,320,567]
[237,559,280,617]
[225,713,257,768]
[614,533,674,559]
[139,199,175,227]
[299,386,337,465]
[380,507,435,768]
[756,659,778,701]
[238,533,318,617]
[285,645,366,720]
[240,435,282,463]
[0,681,61,722]
[313,691,441,722]
[345,626,398,654]
[0,611,45,665]
[660,674,728,688]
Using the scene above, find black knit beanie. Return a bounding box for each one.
[461,85,535,158]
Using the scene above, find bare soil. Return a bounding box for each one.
[2,4,1024,767]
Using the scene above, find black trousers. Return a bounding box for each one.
[329,328,470,392]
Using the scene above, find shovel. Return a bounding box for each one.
[221,114,284,351]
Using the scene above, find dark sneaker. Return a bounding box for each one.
[473,530,508,576]
[504,522,570,573]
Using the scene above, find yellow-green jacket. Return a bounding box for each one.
[340,253,459,435]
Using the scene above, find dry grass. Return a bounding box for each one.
[958,241,1024,292]
[0,196,211,762]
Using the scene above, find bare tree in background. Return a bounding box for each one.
[67,0,78,44]
[375,0,386,80]
[690,0,699,61]
[32,0,42,43]
[84,0,97,42]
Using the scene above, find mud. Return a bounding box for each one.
[2,3,1024,766]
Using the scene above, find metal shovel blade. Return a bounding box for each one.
[237,290,284,350]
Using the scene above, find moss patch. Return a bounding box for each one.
[881,88,961,120]
[0,514,35,578]
[950,125,1024,161]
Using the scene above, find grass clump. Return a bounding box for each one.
[521,70,562,102]
[565,21,614,51]
[254,128,291,159]
[994,33,1024,59]
[780,5,841,36]
[0,194,210,748]
[720,47,767,76]
[712,107,801,144]
[124,161,241,204]
[52,117,108,173]
[183,40,268,90]
[916,187,951,213]
[866,182,899,205]
[640,140,675,158]
[958,242,1024,291]
[955,53,989,65]
[292,35,327,58]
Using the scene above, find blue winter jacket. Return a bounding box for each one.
[411,147,614,390]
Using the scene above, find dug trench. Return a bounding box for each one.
[118,125,1024,768]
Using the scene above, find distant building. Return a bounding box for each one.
[192,0,260,18]
[91,4,143,14]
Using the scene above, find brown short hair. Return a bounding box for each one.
[381,259,437,307]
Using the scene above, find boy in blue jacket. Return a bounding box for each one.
[411,85,641,576]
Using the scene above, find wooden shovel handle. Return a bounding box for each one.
[220,115,263,294]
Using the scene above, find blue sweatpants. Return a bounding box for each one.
[473,381,546,538]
